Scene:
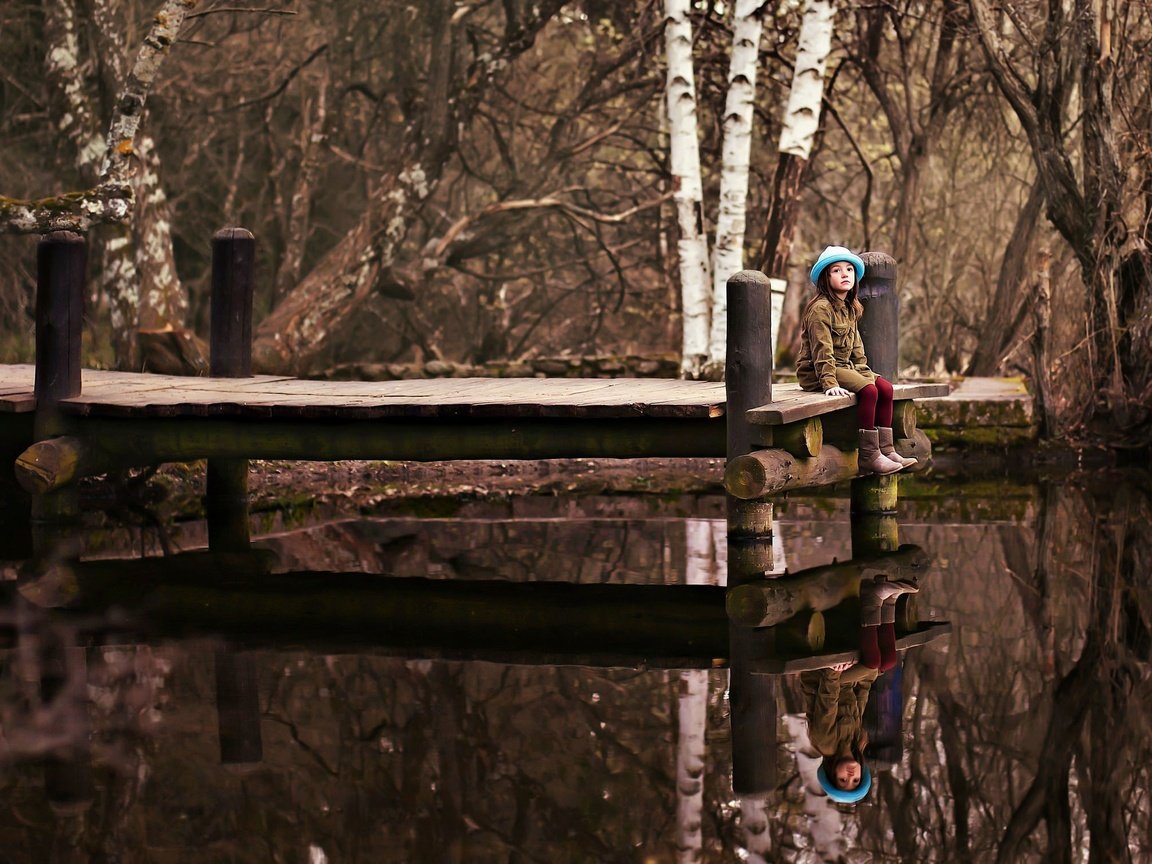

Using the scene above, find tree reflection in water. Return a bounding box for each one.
[0,470,1147,862]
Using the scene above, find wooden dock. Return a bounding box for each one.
[0,364,945,463]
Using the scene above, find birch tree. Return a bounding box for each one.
[703,0,765,378]
[758,0,835,366]
[664,0,712,379]
[675,519,724,863]
[7,0,195,368]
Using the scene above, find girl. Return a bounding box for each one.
[795,246,915,475]
[802,577,919,803]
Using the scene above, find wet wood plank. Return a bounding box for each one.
[748,621,953,674]
[745,381,951,425]
[0,364,727,420]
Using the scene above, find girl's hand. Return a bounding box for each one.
[829,661,856,672]
[824,386,851,397]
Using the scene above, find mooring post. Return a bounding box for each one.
[35,231,85,404]
[852,252,907,760]
[851,251,902,524]
[207,228,261,764]
[30,231,86,522]
[858,251,899,381]
[725,269,774,539]
[207,227,255,552]
[209,227,255,379]
[724,269,778,796]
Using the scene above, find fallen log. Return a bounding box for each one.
[724,429,932,500]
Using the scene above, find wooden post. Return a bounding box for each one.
[35,232,86,403]
[858,251,899,381]
[725,269,774,539]
[207,227,255,551]
[209,227,255,378]
[31,232,86,521]
[724,269,778,795]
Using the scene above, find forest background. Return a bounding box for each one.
[0,0,1149,446]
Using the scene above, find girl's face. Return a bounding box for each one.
[827,261,856,296]
[834,758,862,790]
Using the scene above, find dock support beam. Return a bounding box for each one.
[207,227,256,552]
[30,231,86,522]
[725,269,777,796]
[208,227,262,765]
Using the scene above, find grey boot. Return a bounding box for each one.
[878,426,917,468]
[858,428,903,475]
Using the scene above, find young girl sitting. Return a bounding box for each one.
[795,246,915,475]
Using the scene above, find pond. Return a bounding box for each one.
[0,460,1149,863]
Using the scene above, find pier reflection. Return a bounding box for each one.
[0,465,1148,861]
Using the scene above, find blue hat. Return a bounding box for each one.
[810,245,865,286]
[817,760,872,804]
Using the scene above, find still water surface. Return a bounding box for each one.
[1,467,1149,863]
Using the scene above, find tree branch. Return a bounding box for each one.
[0,0,198,234]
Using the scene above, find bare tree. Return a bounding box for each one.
[968,0,1152,439]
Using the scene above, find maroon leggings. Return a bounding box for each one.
[861,623,898,671]
[855,376,894,430]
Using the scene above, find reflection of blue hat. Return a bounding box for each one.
[810,245,866,286]
[817,760,872,804]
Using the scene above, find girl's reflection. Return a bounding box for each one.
[802,577,919,803]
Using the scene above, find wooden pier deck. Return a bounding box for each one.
[0,362,948,492]
[0,364,728,419]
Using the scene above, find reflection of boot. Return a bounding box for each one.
[877,426,917,468]
[862,576,919,623]
[877,578,919,625]
[858,429,903,476]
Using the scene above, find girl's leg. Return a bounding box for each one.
[860,625,882,669]
[874,376,894,428]
[874,376,916,468]
[855,383,879,429]
[878,623,898,671]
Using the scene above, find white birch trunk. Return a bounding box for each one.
[664,0,712,379]
[778,0,836,160]
[783,713,852,860]
[675,519,724,863]
[706,0,765,369]
[739,792,773,863]
[43,0,105,181]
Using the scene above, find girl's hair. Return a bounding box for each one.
[804,265,864,320]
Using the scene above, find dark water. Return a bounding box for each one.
[1,466,1150,863]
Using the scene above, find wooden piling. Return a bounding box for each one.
[209,227,255,379]
[207,227,255,551]
[848,235,909,761]
[35,232,85,404]
[725,270,775,538]
[858,251,899,381]
[724,269,778,795]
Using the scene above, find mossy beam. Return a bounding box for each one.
[753,417,823,457]
[48,415,729,467]
[724,544,930,628]
[725,429,932,501]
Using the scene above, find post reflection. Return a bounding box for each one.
[0,468,1149,860]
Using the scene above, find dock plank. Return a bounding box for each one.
[746,382,951,425]
[0,365,728,420]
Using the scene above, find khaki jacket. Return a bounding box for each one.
[796,296,876,392]
[800,665,879,758]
